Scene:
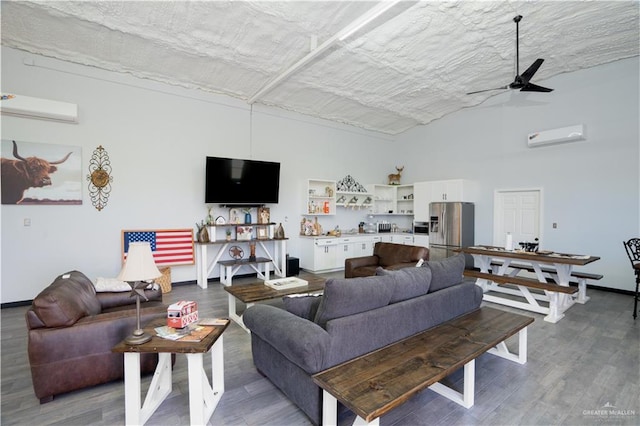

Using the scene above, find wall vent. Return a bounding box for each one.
[527,124,585,147]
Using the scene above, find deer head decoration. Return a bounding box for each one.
[388,166,404,185]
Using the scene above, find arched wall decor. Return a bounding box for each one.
[87,145,113,211]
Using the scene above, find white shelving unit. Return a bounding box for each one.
[304,179,336,216]
[367,184,414,216]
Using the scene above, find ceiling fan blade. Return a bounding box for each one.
[466,85,509,95]
[520,58,544,83]
[520,82,553,92]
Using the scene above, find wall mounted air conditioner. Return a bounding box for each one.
[0,94,78,123]
[527,124,585,147]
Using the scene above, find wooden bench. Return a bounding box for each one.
[463,269,578,294]
[489,260,602,303]
[218,256,272,286]
[313,307,534,426]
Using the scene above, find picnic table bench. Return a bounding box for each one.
[313,307,533,426]
[489,259,603,303]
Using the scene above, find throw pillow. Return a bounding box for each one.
[314,275,394,328]
[94,277,131,292]
[425,253,466,292]
[282,293,323,321]
[376,266,432,303]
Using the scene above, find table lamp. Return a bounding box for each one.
[117,242,161,345]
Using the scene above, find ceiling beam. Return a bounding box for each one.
[247,1,402,104]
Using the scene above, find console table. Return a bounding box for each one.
[195,239,288,289]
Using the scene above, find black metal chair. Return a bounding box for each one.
[623,238,640,319]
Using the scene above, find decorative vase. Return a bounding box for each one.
[274,223,285,239]
[244,212,252,224]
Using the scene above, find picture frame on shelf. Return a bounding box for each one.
[236,226,253,241]
[257,227,268,239]
[258,207,270,224]
[229,208,241,224]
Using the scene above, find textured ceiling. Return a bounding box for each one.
[2,1,638,135]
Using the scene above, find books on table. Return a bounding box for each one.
[155,318,227,342]
[264,277,308,290]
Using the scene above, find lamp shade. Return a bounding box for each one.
[117,242,162,282]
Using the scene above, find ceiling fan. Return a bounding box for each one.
[467,15,553,95]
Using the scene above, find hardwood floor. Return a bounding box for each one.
[2,271,638,426]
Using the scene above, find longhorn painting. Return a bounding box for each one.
[1,140,82,205]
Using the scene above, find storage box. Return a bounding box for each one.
[167,301,198,328]
[156,266,172,293]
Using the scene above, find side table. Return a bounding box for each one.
[112,318,229,425]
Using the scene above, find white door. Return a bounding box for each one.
[493,190,541,248]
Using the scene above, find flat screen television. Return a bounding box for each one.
[205,156,280,204]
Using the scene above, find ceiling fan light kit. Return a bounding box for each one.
[467,15,554,95]
[527,124,586,147]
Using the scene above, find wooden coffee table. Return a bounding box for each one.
[224,274,326,331]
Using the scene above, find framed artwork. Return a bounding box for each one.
[122,229,195,266]
[229,208,241,224]
[258,207,270,224]
[1,139,82,205]
[257,227,268,239]
[236,226,253,241]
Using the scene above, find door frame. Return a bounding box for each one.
[493,187,544,247]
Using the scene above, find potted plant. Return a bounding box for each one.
[225,228,232,241]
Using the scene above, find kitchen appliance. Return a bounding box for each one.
[413,221,430,249]
[429,202,474,267]
[377,222,392,233]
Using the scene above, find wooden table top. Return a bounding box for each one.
[458,245,600,266]
[312,307,533,423]
[224,275,326,303]
[111,318,229,354]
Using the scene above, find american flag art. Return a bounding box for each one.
[122,229,194,266]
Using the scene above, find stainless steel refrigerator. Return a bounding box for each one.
[429,202,474,266]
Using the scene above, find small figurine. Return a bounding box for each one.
[388,166,404,185]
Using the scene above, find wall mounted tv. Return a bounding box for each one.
[205,156,280,205]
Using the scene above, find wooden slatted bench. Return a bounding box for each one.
[463,269,578,294]
[313,307,534,426]
[489,260,602,303]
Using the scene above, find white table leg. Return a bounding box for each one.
[575,277,591,304]
[429,359,475,408]
[124,353,172,426]
[186,336,224,425]
[322,389,338,426]
[227,293,252,332]
[488,326,528,364]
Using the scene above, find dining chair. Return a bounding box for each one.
[623,238,640,319]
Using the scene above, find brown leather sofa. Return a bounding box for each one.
[344,242,429,278]
[26,270,169,403]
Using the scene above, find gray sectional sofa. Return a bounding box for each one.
[243,253,483,425]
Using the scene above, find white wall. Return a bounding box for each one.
[1,47,399,303]
[2,47,638,303]
[398,57,640,291]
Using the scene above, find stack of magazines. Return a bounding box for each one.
[155,324,212,342]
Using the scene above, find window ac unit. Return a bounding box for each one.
[527,124,585,147]
[0,94,78,123]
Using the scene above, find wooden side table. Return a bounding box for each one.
[112,318,229,425]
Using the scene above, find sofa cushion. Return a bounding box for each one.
[375,266,432,303]
[32,271,102,327]
[314,275,394,328]
[283,294,323,321]
[94,277,131,292]
[426,254,466,292]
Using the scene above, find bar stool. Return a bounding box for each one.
[623,238,640,319]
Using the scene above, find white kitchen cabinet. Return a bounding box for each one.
[413,179,478,220]
[300,235,378,272]
[413,181,430,222]
[413,234,429,249]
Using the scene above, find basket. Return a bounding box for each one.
[156,266,172,293]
